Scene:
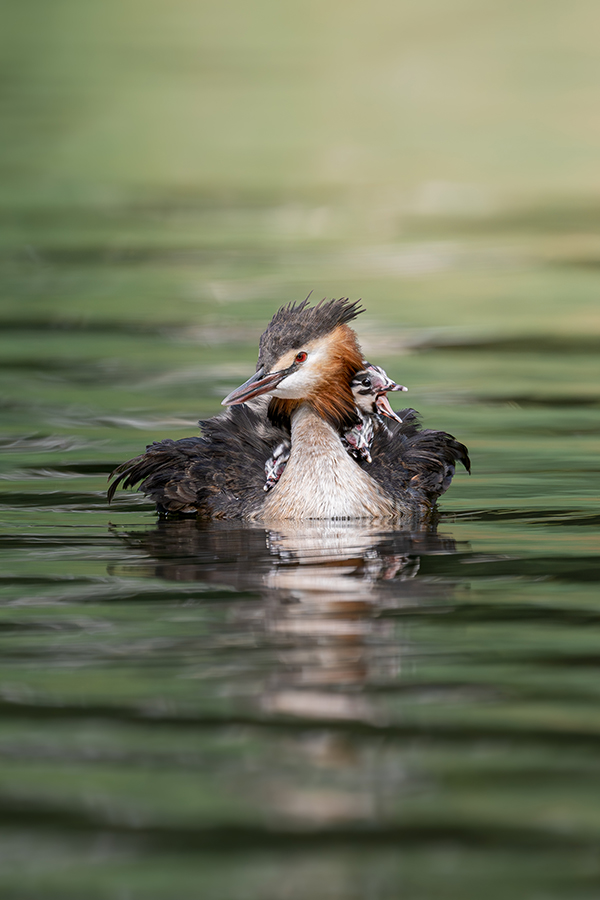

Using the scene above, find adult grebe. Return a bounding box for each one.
[108,299,470,522]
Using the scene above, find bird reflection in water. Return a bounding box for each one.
[260,523,426,723]
[111,520,467,826]
[112,520,464,715]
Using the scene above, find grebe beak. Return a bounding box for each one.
[375,394,403,423]
[222,367,286,406]
[375,383,408,423]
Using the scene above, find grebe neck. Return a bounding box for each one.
[262,404,406,521]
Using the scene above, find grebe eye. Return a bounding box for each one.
[295,351,308,363]
[362,378,372,388]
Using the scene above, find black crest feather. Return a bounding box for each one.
[258,297,363,371]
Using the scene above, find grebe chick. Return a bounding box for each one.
[108,298,470,522]
[263,362,406,491]
[343,363,408,463]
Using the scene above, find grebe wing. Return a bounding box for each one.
[366,408,471,503]
[108,405,288,518]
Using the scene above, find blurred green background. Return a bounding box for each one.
[2,0,600,339]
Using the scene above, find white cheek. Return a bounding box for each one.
[270,348,327,399]
[270,368,314,399]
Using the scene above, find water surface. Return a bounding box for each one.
[1,300,599,899]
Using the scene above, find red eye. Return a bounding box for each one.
[295,351,308,363]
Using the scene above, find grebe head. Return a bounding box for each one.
[351,363,408,424]
[222,298,366,431]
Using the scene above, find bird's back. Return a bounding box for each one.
[108,404,289,518]
[363,408,471,508]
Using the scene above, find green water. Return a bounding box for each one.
[1,2,600,897]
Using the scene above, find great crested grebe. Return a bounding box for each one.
[108,299,470,522]
[343,363,408,463]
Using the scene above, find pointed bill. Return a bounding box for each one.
[222,367,286,406]
[375,393,403,423]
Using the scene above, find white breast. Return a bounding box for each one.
[262,404,405,521]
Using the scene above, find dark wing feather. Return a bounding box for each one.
[366,409,470,505]
[108,406,288,518]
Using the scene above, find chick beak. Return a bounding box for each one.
[222,367,286,406]
[375,380,408,423]
[374,393,403,423]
